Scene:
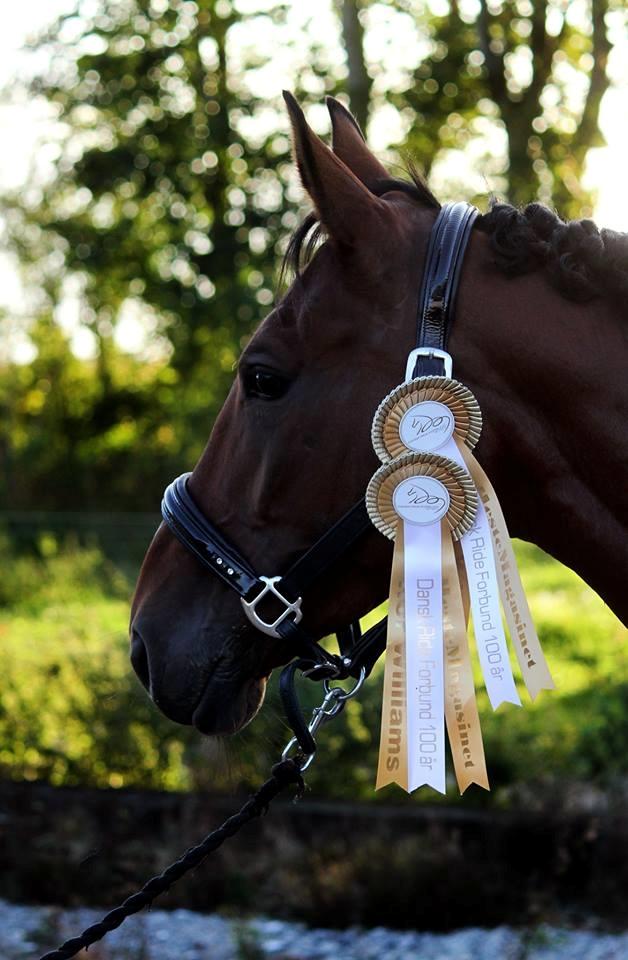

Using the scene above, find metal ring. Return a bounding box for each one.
[323,666,366,702]
[281,735,315,771]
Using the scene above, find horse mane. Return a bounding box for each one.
[478,202,628,304]
[283,165,628,306]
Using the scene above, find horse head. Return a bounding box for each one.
[131,93,628,737]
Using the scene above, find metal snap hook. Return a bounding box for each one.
[280,670,366,773]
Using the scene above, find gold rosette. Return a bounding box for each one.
[366,451,478,542]
[371,376,482,463]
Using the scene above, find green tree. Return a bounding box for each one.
[335,0,372,131]
[10,0,280,427]
[1,0,623,511]
[1,0,345,507]
[0,313,187,509]
[337,0,621,216]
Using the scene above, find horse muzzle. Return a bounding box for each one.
[130,620,268,735]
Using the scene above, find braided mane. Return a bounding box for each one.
[284,168,628,306]
[477,202,628,305]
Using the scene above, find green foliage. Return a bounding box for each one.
[1,0,622,511]
[385,0,622,214]
[0,0,347,509]
[0,535,196,789]
[0,314,201,510]
[0,530,127,613]
[0,534,625,801]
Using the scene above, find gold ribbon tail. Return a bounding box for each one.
[442,523,489,793]
[457,442,555,700]
[376,524,409,791]
[454,538,471,627]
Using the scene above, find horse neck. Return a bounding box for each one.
[451,232,628,624]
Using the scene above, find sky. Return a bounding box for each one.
[0,0,627,361]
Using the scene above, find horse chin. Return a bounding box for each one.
[191,672,268,736]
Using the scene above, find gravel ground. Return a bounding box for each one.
[4,898,628,960]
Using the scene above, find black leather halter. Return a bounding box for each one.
[160,201,478,684]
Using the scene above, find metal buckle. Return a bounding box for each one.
[405,347,453,381]
[241,576,303,638]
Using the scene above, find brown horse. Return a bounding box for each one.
[130,93,628,738]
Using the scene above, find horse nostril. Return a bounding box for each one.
[130,628,150,691]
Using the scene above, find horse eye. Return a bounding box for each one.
[243,366,290,401]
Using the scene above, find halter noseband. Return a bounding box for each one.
[160,201,478,680]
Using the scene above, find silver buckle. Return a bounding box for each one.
[405,347,452,381]
[241,576,303,638]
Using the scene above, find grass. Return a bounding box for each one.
[0,531,626,800]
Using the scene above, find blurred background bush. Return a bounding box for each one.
[0,0,627,808]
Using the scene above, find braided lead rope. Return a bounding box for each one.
[39,759,304,960]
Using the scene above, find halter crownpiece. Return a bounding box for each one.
[367,201,554,795]
[412,201,479,375]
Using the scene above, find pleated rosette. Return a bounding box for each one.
[371,376,482,463]
[366,451,477,543]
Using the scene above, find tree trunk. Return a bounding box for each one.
[477,0,610,211]
[338,0,372,133]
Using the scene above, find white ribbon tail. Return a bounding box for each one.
[457,441,555,701]
[441,438,520,711]
[404,519,446,794]
[460,504,521,709]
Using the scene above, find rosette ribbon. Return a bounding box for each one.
[367,375,555,795]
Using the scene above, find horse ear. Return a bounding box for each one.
[283,90,388,249]
[326,96,390,190]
